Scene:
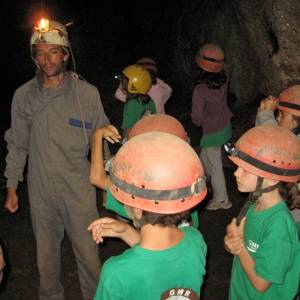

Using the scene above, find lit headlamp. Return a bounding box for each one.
[35,18,50,33]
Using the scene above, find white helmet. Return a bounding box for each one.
[30,19,70,49]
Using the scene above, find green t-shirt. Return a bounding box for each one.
[229,201,300,300]
[121,97,156,129]
[105,189,200,228]
[94,226,207,300]
[200,123,232,147]
[106,189,128,218]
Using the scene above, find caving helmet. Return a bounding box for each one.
[30,19,70,55]
[225,125,300,183]
[108,132,207,214]
[278,85,300,117]
[195,43,224,73]
[121,64,152,94]
[129,114,188,142]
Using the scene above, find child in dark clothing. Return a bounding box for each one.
[191,43,233,210]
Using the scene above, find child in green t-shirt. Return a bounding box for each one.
[255,85,300,235]
[223,125,300,300]
[117,64,156,139]
[90,114,199,227]
[88,132,207,300]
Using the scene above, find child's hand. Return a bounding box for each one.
[259,95,278,112]
[226,217,246,238]
[224,234,244,255]
[87,217,129,244]
[94,125,121,144]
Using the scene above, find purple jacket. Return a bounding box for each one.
[191,81,232,134]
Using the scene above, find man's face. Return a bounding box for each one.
[34,44,67,78]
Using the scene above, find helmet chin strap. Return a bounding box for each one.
[236,177,281,225]
[252,177,281,202]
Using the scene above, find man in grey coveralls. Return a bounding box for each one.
[4,19,109,300]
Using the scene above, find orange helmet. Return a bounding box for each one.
[278,85,300,117]
[195,43,224,73]
[226,125,300,183]
[108,132,207,214]
[128,114,188,142]
[136,57,158,73]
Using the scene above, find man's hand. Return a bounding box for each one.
[5,188,19,213]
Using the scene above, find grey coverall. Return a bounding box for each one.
[5,72,109,300]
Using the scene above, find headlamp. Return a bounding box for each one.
[35,18,50,33]
[224,142,238,156]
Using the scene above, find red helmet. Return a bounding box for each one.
[195,43,224,73]
[227,125,300,183]
[108,132,207,214]
[129,114,188,142]
[136,57,158,73]
[278,85,300,117]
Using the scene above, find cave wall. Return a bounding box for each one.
[172,0,300,105]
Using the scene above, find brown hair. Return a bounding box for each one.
[279,182,300,209]
[139,210,190,227]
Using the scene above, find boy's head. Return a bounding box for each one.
[120,64,152,95]
[225,125,300,196]
[108,132,207,225]
[277,85,300,133]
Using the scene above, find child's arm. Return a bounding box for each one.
[88,217,140,247]
[90,125,121,190]
[225,218,270,292]
[255,96,278,126]
[156,78,172,103]
[237,246,270,292]
[114,83,127,102]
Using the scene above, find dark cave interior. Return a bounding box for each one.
[1,1,300,299]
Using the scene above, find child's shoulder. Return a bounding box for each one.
[181,226,206,245]
[262,201,297,233]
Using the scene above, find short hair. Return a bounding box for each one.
[196,68,227,89]
[139,210,190,227]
